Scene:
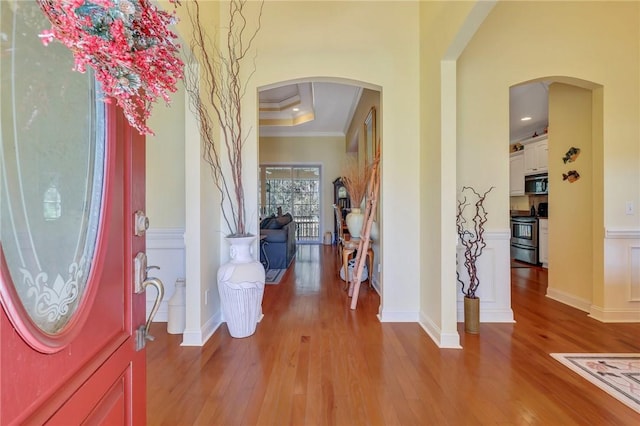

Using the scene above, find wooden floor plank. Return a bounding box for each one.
[148,244,640,425]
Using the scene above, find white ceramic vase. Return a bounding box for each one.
[217,235,265,338]
[370,221,379,241]
[346,207,364,239]
[167,278,186,334]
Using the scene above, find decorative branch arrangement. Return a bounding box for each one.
[341,155,370,209]
[37,0,184,135]
[456,186,494,299]
[182,0,263,237]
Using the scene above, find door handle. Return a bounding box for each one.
[141,276,164,341]
[133,252,165,342]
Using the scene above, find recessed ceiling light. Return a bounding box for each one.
[292,107,299,112]
[521,116,532,121]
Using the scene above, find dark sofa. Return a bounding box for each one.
[260,213,296,269]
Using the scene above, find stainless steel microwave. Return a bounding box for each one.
[525,173,548,195]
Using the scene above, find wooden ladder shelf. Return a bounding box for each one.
[348,147,381,310]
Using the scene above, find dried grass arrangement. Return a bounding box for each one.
[341,156,370,209]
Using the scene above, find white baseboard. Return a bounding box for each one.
[181,311,223,346]
[370,277,381,295]
[480,309,516,323]
[439,331,462,348]
[419,311,461,349]
[589,305,640,322]
[456,305,516,323]
[379,310,419,322]
[546,287,591,313]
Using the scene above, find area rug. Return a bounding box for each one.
[265,268,286,285]
[551,353,640,413]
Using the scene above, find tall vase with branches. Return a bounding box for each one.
[456,185,494,333]
[341,156,369,239]
[182,0,264,237]
[181,0,265,338]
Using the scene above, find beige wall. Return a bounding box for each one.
[167,1,226,340]
[590,87,605,310]
[548,83,594,304]
[147,1,640,342]
[146,85,186,228]
[459,0,639,230]
[419,1,487,346]
[259,136,348,238]
[457,1,639,317]
[345,88,382,284]
[253,1,421,318]
[346,88,380,159]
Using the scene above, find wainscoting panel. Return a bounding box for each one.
[456,230,514,323]
[593,229,640,322]
[630,245,640,301]
[146,228,186,323]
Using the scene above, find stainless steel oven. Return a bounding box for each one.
[510,216,538,265]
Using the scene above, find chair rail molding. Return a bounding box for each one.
[605,228,640,239]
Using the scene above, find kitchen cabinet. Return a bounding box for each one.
[538,218,548,268]
[524,138,548,175]
[509,152,525,196]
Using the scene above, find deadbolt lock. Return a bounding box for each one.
[134,210,149,236]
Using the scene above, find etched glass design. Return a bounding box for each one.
[0,1,106,334]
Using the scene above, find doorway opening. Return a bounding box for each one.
[509,77,604,314]
[257,78,383,297]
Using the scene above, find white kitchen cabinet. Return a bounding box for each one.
[538,218,548,268]
[524,138,548,175]
[509,152,525,196]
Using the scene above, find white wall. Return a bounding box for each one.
[145,229,185,323]
[456,231,512,323]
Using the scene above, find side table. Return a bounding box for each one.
[340,237,373,290]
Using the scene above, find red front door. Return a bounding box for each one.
[0,2,147,423]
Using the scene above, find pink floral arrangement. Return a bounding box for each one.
[37,0,184,135]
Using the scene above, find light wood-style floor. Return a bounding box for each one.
[147,245,640,425]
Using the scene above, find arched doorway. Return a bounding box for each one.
[257,78,383,309]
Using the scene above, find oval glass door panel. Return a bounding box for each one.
[1,1,106,335]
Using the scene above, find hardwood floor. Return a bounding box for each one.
[147,245,640,425]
